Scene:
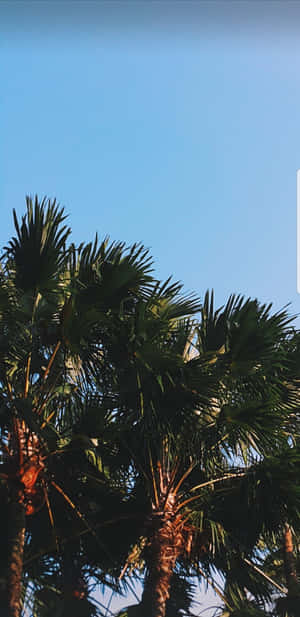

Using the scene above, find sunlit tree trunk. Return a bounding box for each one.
[6,484,26,617]
[141,495,184,617]
[3,420,43,617]
[283,523,299,597]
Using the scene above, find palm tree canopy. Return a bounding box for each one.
[1,198,300,617]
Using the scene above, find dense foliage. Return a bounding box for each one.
[0,198,299,617]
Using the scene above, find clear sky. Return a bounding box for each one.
[2,1,300,613]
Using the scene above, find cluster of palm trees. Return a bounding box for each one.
[0,197,300,617]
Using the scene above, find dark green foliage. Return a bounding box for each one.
[1,198,300,617]
[276,594,300,617]
[5,196,71,293]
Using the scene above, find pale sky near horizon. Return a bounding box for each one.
[2,1,300,614]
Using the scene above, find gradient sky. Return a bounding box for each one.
[2,1,300,613]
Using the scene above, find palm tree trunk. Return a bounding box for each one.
[1,421,43,617]
[283,523,299,597]
[6,484,26,617]
[141,510,183,617]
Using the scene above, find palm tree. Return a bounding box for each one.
[106,291,299,617]
[0,196,157,617]
[2,198,300,617]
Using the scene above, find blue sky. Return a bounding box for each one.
[2,0,300,612]
[2,1,300,317]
